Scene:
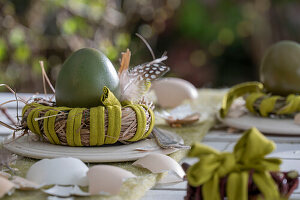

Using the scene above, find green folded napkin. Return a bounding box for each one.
[187,127,282,200]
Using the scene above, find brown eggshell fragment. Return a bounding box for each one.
[87,165,136,195]
[0,176,14,198]
[132,153,185,183]
[166,113,201,127]
[152,78,198,108]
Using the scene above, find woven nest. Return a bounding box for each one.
[21,98,154,146]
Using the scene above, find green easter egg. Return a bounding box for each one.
[260,41,300,96]
[55,48,120,108]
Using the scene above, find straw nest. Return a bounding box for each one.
[21,99,154,146]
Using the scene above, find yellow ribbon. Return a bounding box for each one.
[277,94,300,115]
[259,96,281,117]
[221,82,300,117]
[220,82,264,118]
[245,93,300,116]
[101,86,121,107]
[89,106,105,146]
[245,92,265,114]
[187,127,282,200]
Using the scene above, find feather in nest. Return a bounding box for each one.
[118,34,170,103]
[119,69,150,103]
[118,55,169,103]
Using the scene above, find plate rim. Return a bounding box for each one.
[218,113,300,135]
[4,135,178,163]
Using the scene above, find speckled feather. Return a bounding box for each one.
[119,56,170,102]
[128,62,170,82]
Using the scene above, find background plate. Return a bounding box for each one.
[4,134,178,163]
[219,114,300,135]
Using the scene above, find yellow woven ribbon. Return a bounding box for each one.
[187,127,282,200]
[122,101,155,142]
[245,92,265,114]
[89,106,105,146]
[101,86,121,107]
[66,108,86,146]
[24,104,72,144]
[26,105,46,137]
[22,87,155,146]
[140,104,155,139]
[278,94,300,114]
[220,82,264,118]
[221,82,300,117]
[100,86,122,144]
[245,93,300,116]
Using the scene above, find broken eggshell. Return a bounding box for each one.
[26,157,88,186]
[11,176,40,190]
[43,185,89,197]
[87,165,136,195]
[132,153,185,184]
[152,77,198,108]
[155,105,201,127]
[0,176,14,198]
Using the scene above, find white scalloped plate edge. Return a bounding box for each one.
[218,113,300,135]
[4,135,178,163]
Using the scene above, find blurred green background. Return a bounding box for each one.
[0,0,299,92]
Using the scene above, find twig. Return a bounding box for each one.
[34,113,66,121]
[0,107,16,125]
[0,84,26,104]
[0,100,20,107]
[39,61,55,94]
[0,121,18,131]
[4,129,28,145]
[41,62,47,97]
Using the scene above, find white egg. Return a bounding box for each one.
[87,165,136,195]
[26,157,88,186]
[132,153,185,184]
[151,77,198,108]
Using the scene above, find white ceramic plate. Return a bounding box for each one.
[219,113,300,135]
[4,134,178,163]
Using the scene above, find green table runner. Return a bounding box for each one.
[3,89,224,200]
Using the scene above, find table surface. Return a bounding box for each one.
[1,92,300,200]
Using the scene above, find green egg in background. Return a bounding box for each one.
[260,41,300,96]
[55,48,120,108]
